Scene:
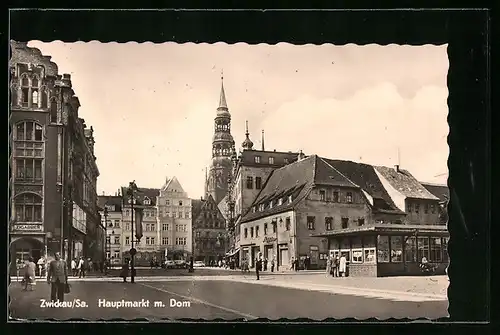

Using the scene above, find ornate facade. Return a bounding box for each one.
[9,41,102,270]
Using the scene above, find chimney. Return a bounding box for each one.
[298,150,305,160]
[261,130,265,151]
[395,165,400,172]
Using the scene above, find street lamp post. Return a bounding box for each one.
[103,207,108,272]
[127,181,138,283]
[273,218,281,272]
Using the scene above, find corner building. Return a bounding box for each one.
[9,41,101,271]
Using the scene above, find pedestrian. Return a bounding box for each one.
[71,258,77,277]
[333,255,339,277]
[23,257,37,291]
[255,257,262,280]
[120,260,130,283]
[77,257,85,278]
[339,253,347,277]
[88,258,93,273]
[326,256,332,277]
[37,256,45,278]
[47,252,68,302]
[271,257,275,273]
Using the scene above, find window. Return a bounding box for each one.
[162,223,169,231]
[415,203,420,214]
[341,217,349,229]
[255,226,260,237]
[14,193,42,222]
[114,220,120,228]
[288,195,292,203]
[125,223,130,231]
[417,237,429,261]
[15,158,43,182]
[114,251,120,259]
[319,190,326,201]
[106,236,111,245]
[333,191,339,202]
[259,204,264,211]
[364,248,376,263]
[358,218,365,226]
[325,217,333,230]
[244,228,248,238]
[424,203,429,213]
[179,200,183,206]
[144,198,151,205]
[430,204,436,213]
[50,99,58,123]
[284,158,289,164]
[250,227,254,238]
[254,156,261,163]
[166,199,170,205]
[407,203,412,212]
[307,216,316,230]
[404,236,417,263]
[278,198,283,206]
[107,220,113,228]
[106,252,111,259]
[272,221,277,233]
[40,87,48,108]
[255,177,262,189]
[246,176,253,189]
[264,223,268,235]
[268,157,274,164]
[429,237,442,262]
[125,237,130,245]
[176,237,187,245]
[162,237,169,245]
[390,236,403,262]
[352,249,363,263]
[285,217,291,231]
[114,236,120,245]
[377,235,390,262]
[32,90,39,105]
[346,192,353,203]
[252,207,256,213]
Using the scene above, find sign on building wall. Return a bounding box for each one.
[12,224,43,232]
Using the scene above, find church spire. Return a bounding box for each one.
[218,69,227,110]
[241,120,254,150]
[261,129,265,151]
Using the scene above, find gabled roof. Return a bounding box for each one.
[218,193,230,220]
[241,155,359,223]
[191,199,204,221]
[321,158,401,212]
[120,186,160,206]
[420,182,449,202]
[375,166,439,200]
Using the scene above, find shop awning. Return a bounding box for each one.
[226,247,240,257]
[311,223,449,238]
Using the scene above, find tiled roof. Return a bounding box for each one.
[375,166,439,200]
[241,155,360,223]
[420,182,449,202]
[97,195,122,211]
[321,158,401,212]
[218,194,230,220]
[120,186,160,206]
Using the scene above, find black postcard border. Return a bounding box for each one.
[5,6,492,332]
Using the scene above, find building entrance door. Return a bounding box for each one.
[279,248,289,267]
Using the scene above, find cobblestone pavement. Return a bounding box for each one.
[8,280,448,321]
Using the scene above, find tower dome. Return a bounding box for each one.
[241,120,254,150]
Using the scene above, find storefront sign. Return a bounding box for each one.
[263,236,277,243]
[13,224,43,232]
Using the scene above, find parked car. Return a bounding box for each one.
[193,261,205,268]
[174,259,187,269]
[164,260,176,269]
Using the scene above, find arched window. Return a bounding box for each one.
[21,74,29,87]
[32,90,39,105]
[21,74,29,107]
[14,193,43,222]
[40,87,48,108]
[14,121,44,183]
[50,98,58,123]
[31,75,39,88]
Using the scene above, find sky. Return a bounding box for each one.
[28,41,449,199]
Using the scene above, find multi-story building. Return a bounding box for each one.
[192,194,226,264]
[420,182,449,224]
[9,41,102,271]
[224,123,299,266]
[120,187,160,266]
[205,74,235,206]
[98,194,123,265]
[157,177,192,261]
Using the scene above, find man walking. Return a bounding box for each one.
[255,256,262,280]
[47,252,68,302]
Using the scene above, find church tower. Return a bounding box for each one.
[206,72,235,205]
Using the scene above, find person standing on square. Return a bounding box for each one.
[47,252,68,302]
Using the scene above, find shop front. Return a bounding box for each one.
[240,243,256,268]
[314,223,449,277]
[9,234,45,275]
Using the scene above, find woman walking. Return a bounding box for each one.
[23,257,37,291]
